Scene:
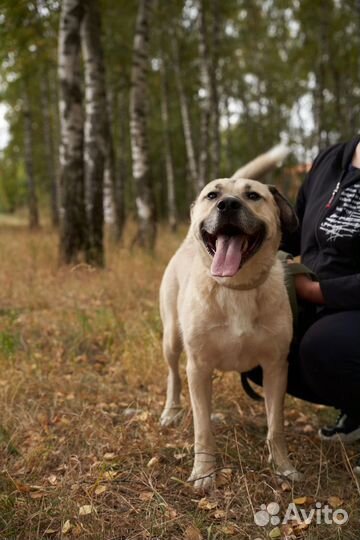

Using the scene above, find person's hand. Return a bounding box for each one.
[294,274,324,304]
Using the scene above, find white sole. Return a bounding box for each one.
[318,426,360,444]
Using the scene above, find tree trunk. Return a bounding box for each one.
[171,32,198,196]
[160,49,177,232]
[197,0,212,191]
[58,0,87,264]
[40,71,59,227]
[106,86,126,243]
[130,0,156,250]
[81,0,107,266]
[23,86,40,229]
[209,0,221,178]
[115,88,127,242]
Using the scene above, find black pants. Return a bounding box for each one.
[246,309,360,421]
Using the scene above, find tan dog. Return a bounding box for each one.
[159,176,302,491]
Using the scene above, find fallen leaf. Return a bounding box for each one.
[216,468,232,488]
[218,524,238,535]
[139,491,154,501]
[147,456,160,468]
[103,452,116,460]
[79,504,93,516]
[94,485,107,495]
[269,526,282,538]
[213,509,226,519]
[62,520,71,534]
[174,452,187,460]
[184,524,202,540]
[328,496,343,508]
[281,481,291,492]
[44,528,57,535]
[103,470,117,481]
[29,491,47,499]
[197,497,218,510]
[47,474,57,486]
[293,496,315,505]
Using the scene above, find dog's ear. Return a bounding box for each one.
[268,185,299,233]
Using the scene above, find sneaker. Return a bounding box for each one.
[318,412,360,443]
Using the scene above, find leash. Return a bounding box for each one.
[241,251,317,401]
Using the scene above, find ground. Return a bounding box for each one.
[0,221,359,540]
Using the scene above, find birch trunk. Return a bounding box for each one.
[23,86,40,229]
[58,0,87,264]
[160,51,177,232]
[113,88,127,242]
[171,32,198,195]
[81,0,107,266]
[209,0,221,178]
[40,72,59,227]
[197,0,212,191]
[130,0,156,250]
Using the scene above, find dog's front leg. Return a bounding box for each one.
[187,361,216,492]
[263,361,302,481]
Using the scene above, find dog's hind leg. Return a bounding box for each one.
[160,325,183,427]
[263,360,302,481]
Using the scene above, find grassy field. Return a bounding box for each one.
[0,222,359,540]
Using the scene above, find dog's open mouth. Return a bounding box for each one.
[201,224,265,277]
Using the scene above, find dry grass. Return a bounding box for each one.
[0,222,359,540]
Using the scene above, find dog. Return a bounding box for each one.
[159,174,302,492]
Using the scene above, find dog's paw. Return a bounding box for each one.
[160,407,183,427]
[278,467,303,482]
[187,466,216,493]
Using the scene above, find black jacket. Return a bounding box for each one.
[284,135,360,310]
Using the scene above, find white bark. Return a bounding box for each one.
[58,0,87,264]
[171,32,198,194]
[130,0,156,249]
[81,0,107,266]
[160,52,177,232]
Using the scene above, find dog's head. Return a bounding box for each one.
[190,178,298,287]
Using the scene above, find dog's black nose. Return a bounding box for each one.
[216,197,241,213]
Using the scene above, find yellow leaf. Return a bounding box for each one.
[184,524,202,540]
[147,456,160,468]
[216,468,232,488]
[197,497,218,510]
[328,496,343,509]
[219,524,238,535]
[79,504,93,516]
[62,520,71,535]
[48,474,57,486]
[139,491,154,501]
[269,526,281,538]
[213,509,226,519]
[293,496,315,505]
[103,452,116,460]
[103,470,117,481]
[94,485,107,496]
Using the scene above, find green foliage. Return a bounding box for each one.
[0,0,359,220]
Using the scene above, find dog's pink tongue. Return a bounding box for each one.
[211,235,243,277]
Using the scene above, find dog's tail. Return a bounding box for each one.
[231,144,290,181]
[240,373,264,401]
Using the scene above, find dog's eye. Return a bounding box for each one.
[206,191,218,200]
[246,191,262,201]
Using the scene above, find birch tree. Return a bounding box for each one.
[40,73,59,227]
[160,48,177,232]
[130,0,156,250]
[23,85,39,229]
[171,31,198,194]
[58,0,87,264]
[81,0,107,266]
[197,0,212,191]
